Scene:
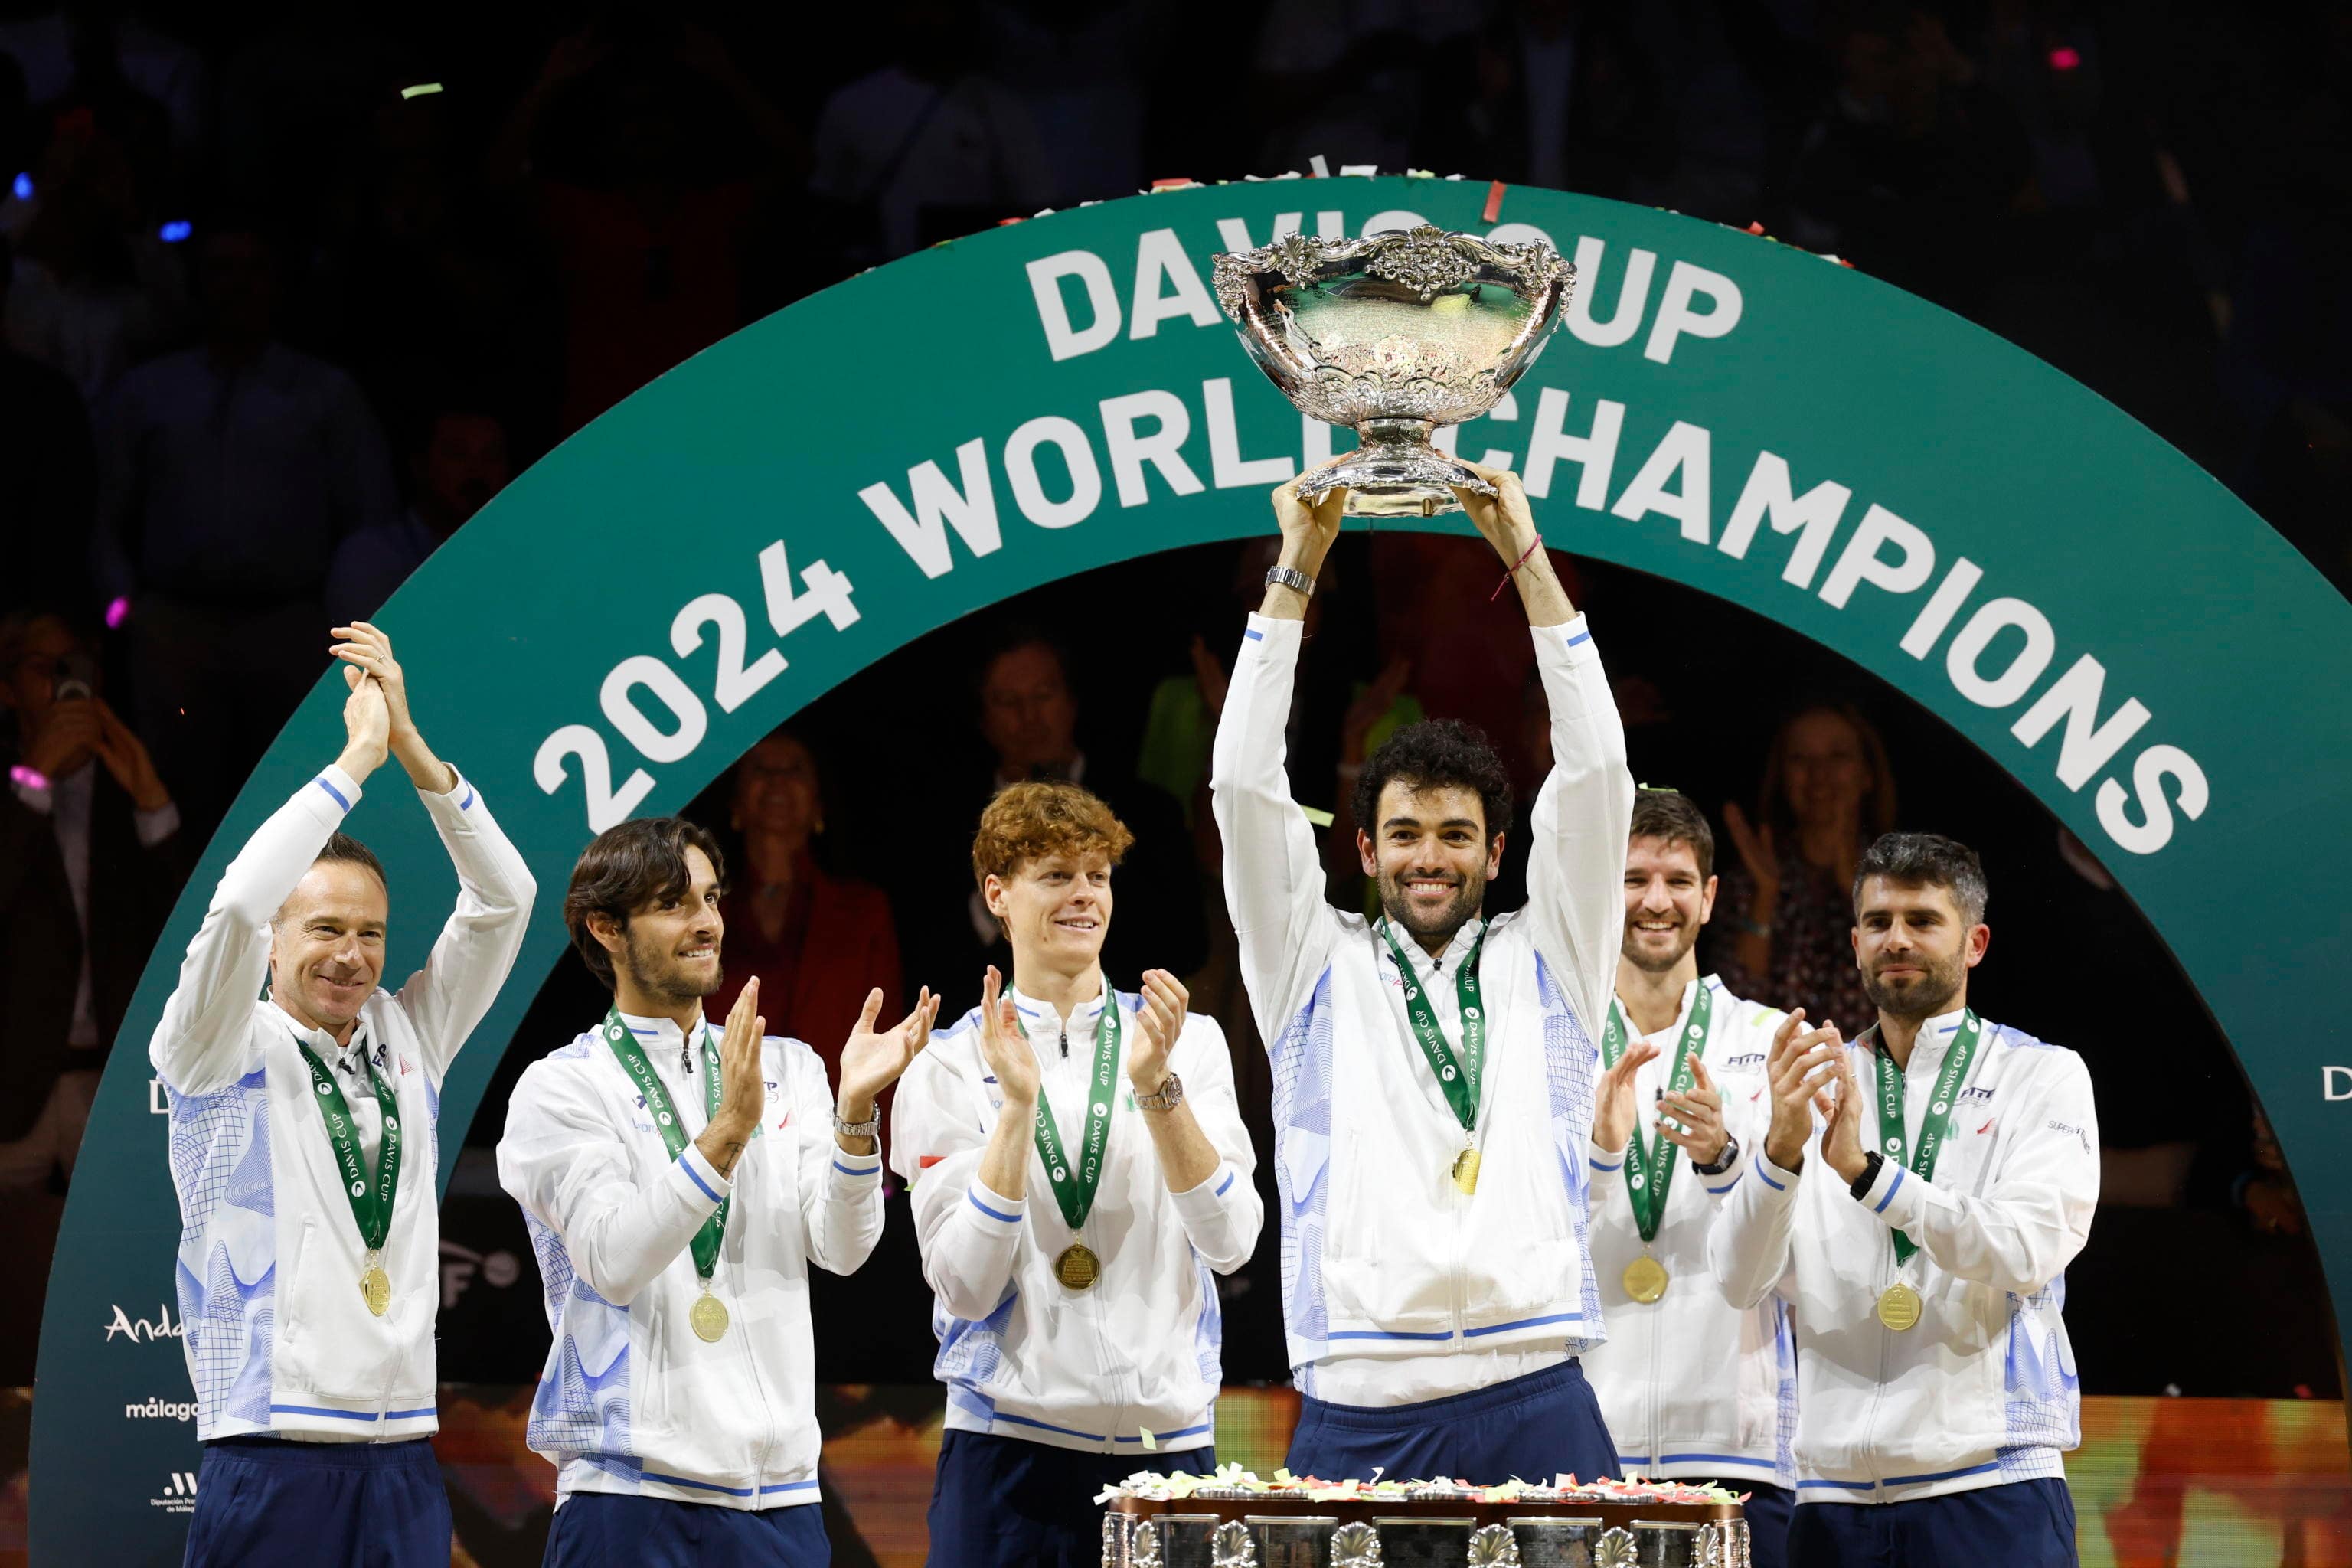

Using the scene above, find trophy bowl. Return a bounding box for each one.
[1214,224,1574,518]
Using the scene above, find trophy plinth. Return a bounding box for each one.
[1214,225,1574,518]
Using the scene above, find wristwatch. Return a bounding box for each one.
[1848,1149,1884,1201]
[834,1106,881,1141]
[1691,1132,1740,1177]
[1135,1073,1184,1112]
[1264,564,1316,598]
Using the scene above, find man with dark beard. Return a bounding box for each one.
[1210,460,1639,1482]
[1710,833,2096,1566]
[498,817,939,1566]
[1579,790,1797,1567]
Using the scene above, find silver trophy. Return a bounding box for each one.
[1213,225,1573,518]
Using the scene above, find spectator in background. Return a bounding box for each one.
[1704,701,1896,1035]
[0,609,187,1189]
[3,109,184,401]
[901,626,1204,1020]
[324,403,510,628]
[809,1,1054,266]
[491,21,799,436]
[0,234,96,616]
[94,220,397,830]
[706,729,906,1113]
[1455,0,1668,201]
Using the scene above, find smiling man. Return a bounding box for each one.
[1710,832,2097,1566]
[1578,789,1797,1567]
[890,782,1261,1568]
[152,623,534,1568]
[499,815,937,1568]
[1210,460,1638,1482]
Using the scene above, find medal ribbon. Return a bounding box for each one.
[1868,1009,1984,1266]
[1599,981,1715,1243]
[296,1042,402,1252]
[601,1008,729,1282]
[1377,920,1488,1134]
[1027,996,1123,1232]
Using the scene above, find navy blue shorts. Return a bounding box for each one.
[1788,1478,2077,1566]
[544,1491,829,1567]
[926,1428,1217,1568]
[182,1436,450,1568]
[1285,1358,1618,1485]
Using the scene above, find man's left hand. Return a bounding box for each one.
[838,986,940,1121]
[1657,1055,1728,1168]
[1816,1044,1870,1186]
[1450,458,1540,565]
[1127,969,1187,1095]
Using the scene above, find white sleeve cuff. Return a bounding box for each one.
[1170,1161,1244,1223]
[673,1143,733,1210]
[828,1145,885,1189]
[963,1179,1025,1228]
[310,764,364,819]
[1696,1135,1751,1197]
[1241,612,1303,656]
[1752,1146,1804,1200]
[1860,1155,1921,1229]
[418,769,478,818]
[1538,613,1596,664]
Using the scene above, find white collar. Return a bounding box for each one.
[612,1008,710,1043]
[1011,978,1110,1032]
[1387,914,1487,978]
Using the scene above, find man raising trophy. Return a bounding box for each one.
[1210,460,1640,1482]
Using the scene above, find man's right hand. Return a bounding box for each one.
[337,665,391,782]
[1763,1008,1844,1172]
[976,966,1040,1109]
[1592,1038,1661,1155]
[697,977,766,1178]
[1270,460,1349,573]
[23,697,102,779]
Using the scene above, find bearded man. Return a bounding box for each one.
[499,816,937,1567]
[1710,832,2096,1567]
[1209,459,1639,1482]
[1578,789,1796,1567]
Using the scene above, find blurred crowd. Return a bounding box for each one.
[1,0,2344,1398]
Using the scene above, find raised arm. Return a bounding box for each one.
[1149,1000,1265,1274]
[331,623,537,1081]
[1452,463,1635,1036]
[149,671,389,1096]
[1209,472,1349,1043]
[1711,1012,1843,1308]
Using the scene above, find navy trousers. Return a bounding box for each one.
[1285,1358,1619,1485]
[1788,1478,2077,1566]
[544,1491,829,1567]
[1740,1481,1795,1568]
[182,1436,450,1568]
[926,1428,1217,1568]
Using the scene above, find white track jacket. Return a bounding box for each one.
[1210,612,1633,1403]
[1708,1009,2097,1504]
[498,1014,884,1508]
[1581,975,1795,1489]
[152,762,534,1442]
[890,987,1263,1453]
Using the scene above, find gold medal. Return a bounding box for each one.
[1622,1256,1670,1304]
[1451,1147,1481,1194]
[359,1266,391,1317]
[1054,1243,1100,1291]
[1877,1282,1922,1331]
[691,1290,730,1342]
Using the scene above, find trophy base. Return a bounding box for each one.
[1298,423,1496,518]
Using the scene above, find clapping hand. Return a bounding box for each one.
[1126,969,1188,1096]
[1813,1041,1872,1186]
[1763,1009,1844,1172]
[1594,1038,1662,1155]
[839,985,940,1120]
[975,966,1040,1108]
[1657,1056,1728,1168]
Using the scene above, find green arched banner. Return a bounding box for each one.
[34,178,2352,1560]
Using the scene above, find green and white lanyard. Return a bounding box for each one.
[1378,920,1490,1191]
[1599,980,1716,1242]
[1868,1009,1985,1266]
[600,1008,730,1285]
[296,1039,402,1313]
[1025,998,1124,1233]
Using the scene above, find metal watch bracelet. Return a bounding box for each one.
[833,1107,881,1140]
[1264,564,1315,598]
[1135,1072,1184,1112]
